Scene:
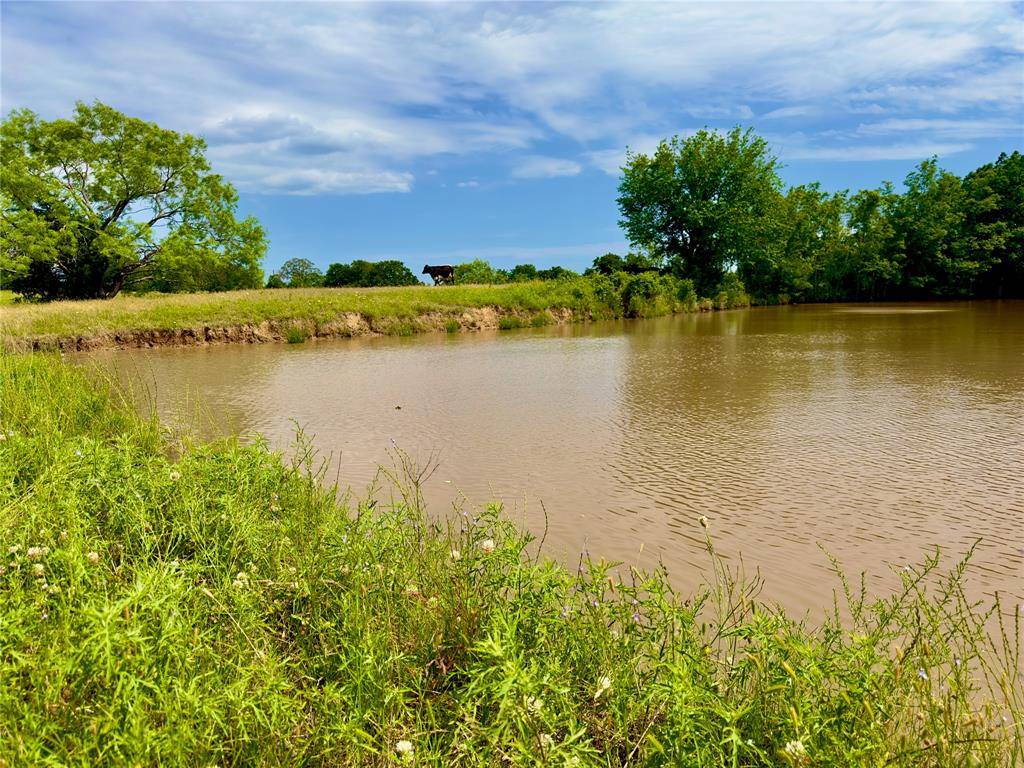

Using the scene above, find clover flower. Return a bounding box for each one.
[169,470,182,482]
[783,739,808,763]
[32,563,45,577]
[395,739,414,759]
[27,546,49,560]
[87,551,100,565]
[479,538,495,554]
[524,695,543,713]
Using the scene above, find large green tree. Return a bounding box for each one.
[741,183,847,301]
[617,127,783,295]
[0,102,265,299]
[829,186,902,300]
[277,258,323,287]
[962,151,1024,297]
[893,158,971,297]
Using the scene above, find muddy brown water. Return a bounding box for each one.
[86,302,1024,615]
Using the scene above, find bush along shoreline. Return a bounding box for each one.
[0,275,735,353]
[0,352,1021,766]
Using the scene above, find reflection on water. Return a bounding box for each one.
[87,302,1024,613]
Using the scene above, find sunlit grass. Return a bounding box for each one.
[0,282,612,344]
[0,353,1020,766]
[0,275,710,350]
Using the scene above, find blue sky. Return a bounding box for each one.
[2,2,1022,276]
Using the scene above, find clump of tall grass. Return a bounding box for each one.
[284,324,309,343]
[0,353,1020,766]
[498,315,527,330]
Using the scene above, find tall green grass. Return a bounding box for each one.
[0,353,1020,766]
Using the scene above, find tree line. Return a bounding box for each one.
[617,128,1022,301]
[2,103,1019,302]
[262,257,576,288]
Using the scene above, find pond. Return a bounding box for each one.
[87,301,1024,614]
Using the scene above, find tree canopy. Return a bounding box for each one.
[1,102,266,300]
[323,259,418,287]
[617,127,782,295]
[275,258,323,288]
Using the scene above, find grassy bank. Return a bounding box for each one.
[0,275,720,351]
[0,352,1020,766]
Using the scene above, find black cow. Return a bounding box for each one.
[422,264,455,285]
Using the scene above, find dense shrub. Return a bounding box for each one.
[714,272,751,309]
[620,272,678,317]
[455,259,507,284]
[324,259,419,287]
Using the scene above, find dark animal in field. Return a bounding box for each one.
[422,264,455,285]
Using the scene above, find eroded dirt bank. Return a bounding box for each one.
[5,306,582,352]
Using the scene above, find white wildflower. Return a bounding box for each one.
[524,695,543,713]
[783,739,808,764]
[32,563,45,577]
[169,470,182,482]
[395,739,414,758]
[539,733,555,750]
[27,546,48,560]
[86,551,100,565]
[594,675,612,700]
[479,538,496,554]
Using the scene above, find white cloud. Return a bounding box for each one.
[761,106,819,121]
[854,118,1023,141]
[511,155,582,179]
[2,2,1020,193]
[251,168,414,196]
[456,180,480,188]
[780,142,973,162]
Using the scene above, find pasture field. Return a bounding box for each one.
[0,280,646,351]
